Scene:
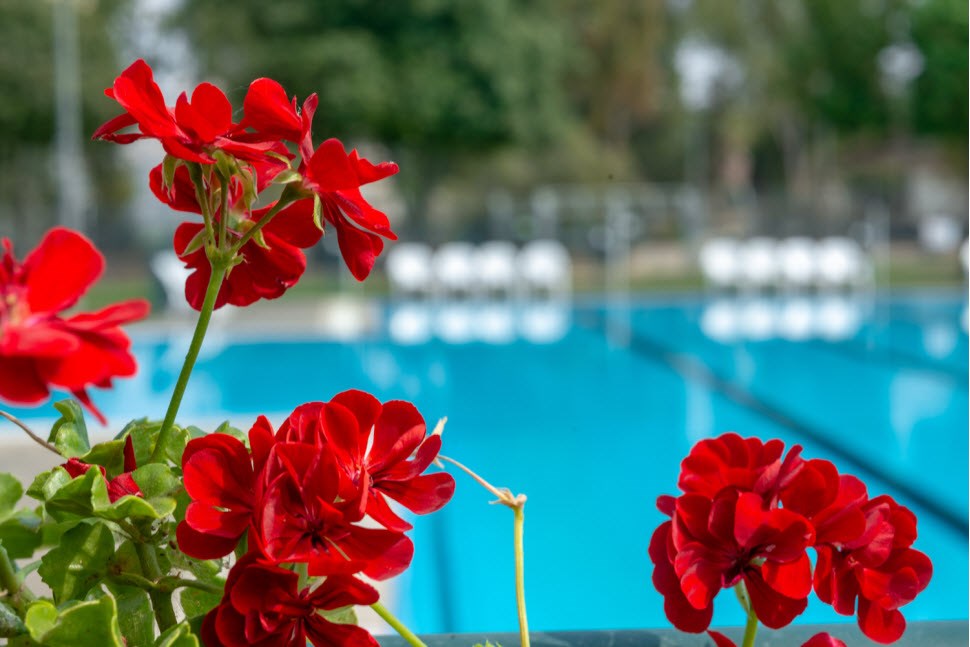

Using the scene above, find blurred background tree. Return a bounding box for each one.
[0,0,964,259]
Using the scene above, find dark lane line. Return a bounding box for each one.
[581,313,968,538]
[806,338,968,385]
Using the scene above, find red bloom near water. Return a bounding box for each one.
[649,433,932,645]
[286,390,456,532]
[301,139,399,281]
[93,59,282,166]
[708,630,847,647]
[0,228,148,424]
[202,553,379,647]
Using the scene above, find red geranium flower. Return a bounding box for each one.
[201,552,379,647]
[176,419,275,559]
[301,139,398,281]
[0,228,149,424]
[61,436,141,502]
[678,432,803,503]
[319,390,456,532]
[240,77,318,160]
[173,198,321,310]
[257,441,414,579]
[650,490,814,632]
[151,164,322,310]
[813,495,932,644]
[93,59,282,165]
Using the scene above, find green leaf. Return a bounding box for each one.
[155,621,200,647]
[0,473,23,515]
[106,583,154,647]
[211,421,246,443]
[48,400,90,458]
[107,539,143,576]
[119,419,163,466]
[79,440,127,475]
[38,521,114,602]
[26,468,65,503]
[272,169,303,184]
[312,193,323,231]
[0,599,26,637]
[320,605,358,626]
[132,464,180,499]
[178,586,223,619]
[25,596,124,647]
[0,510,43,558]
[161,154,180,192]
[178,227,207,257]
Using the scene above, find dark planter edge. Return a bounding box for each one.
[376,620,968,646]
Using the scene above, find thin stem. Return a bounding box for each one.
[187,163,216,248]
[371,601,427,647]
[135,541,177,632]
[736,582,759,647]
[156,576,224,595]
[0,410,59,455]
[513,505,529,647]
[437,454,506,501]
[0,543,35,614]
[151,261,227,463]
[217,172,229,250]
[438,454,529,646]
[231,187,301,253]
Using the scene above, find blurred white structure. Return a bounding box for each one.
[777,237,818,290]
[150,251,192,313]
[476,241,519,298]
[738,237,779,290]
[431,242,479,299]
[918,214,962,254]
[816,237,869,289]
[385,240,572,344]
[386,243,434,298]
[698,238,741,289]
[517,240,572,298]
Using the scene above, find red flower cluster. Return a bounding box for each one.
[0,228,148,424]
[649,433,932,645]
[178,390,455,647]
[94,60,399,309]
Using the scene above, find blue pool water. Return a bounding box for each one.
[4,291,967,633]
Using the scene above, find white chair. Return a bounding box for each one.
[150,251,192,313]
[385,243,433,298]
[777,237,817,290]
[432,243,478,299]
[698,238,740,289]
[518,240,571,298]
[738,237,779,290]
[816,237,866,289]
[476,241,519,299]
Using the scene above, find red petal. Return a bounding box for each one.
[23,228,104,314]
[744,570,807,629]
[707,631,737,647]
[857,598,906,644]
[801,633,847,647]
[176,520,241,560]
[377,471,455,516]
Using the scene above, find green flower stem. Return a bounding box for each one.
[134,542,177,632]
[736,582,759,647]
[151,259,227,463]
[186,163,216,248]
[371,601,427,647]
[513,504,529,647]
[156,576,224,595]
[231,185,302,253]
[0,543,34,614]
[438,455,530,647]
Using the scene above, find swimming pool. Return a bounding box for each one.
[4,291,967,634]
